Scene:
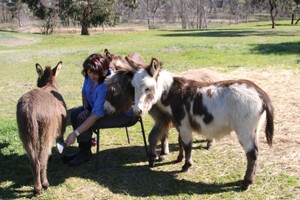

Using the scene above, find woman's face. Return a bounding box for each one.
[87,69,100,83]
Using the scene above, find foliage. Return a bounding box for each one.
[64,0,118,35]
[21,0,60,34]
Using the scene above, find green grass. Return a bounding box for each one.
[0,21,299,199]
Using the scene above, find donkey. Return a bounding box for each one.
[104,49,146,73]
[104,53,221,162]
[104,49,147,113]
[16,61,67,195]
[127,57,274,190]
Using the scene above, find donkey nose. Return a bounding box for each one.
[134,107,143,116]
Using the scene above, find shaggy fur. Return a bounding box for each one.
[104,52,221,163]
[16,62,67,195]
[130,57,274,190]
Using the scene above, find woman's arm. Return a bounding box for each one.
[82,93,89,109]
[64,113,100,146]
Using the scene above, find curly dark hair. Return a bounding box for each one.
[81,53,111,83]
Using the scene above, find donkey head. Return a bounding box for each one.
[104,71,134,113]
[36,61,66,113]
[36,61,62,88]
[104,49,146,72]
[104,50,147,114]
[130,57,162,115]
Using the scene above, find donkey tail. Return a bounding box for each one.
[264,98,274,147]
[16,100,40,160]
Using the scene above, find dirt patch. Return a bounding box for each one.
[15,25,148,35]
[1,37,40,47]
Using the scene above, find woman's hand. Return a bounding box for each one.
[64,132,76,147]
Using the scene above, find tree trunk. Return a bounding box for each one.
[81,23,90,35]
[180,0,188,29]
[269,0,277,29]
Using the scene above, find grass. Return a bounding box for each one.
[0,21,299,199]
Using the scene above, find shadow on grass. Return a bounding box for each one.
[158,28,298,38]
[250,41,300,55]
[0,141,243,199]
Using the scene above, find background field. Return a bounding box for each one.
[0,21,299,199]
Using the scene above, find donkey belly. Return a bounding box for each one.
[196,124,232,140]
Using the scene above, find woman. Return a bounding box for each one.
[64,53,114,166]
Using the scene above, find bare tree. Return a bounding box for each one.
[291,0,300,24]
[180,0,189,29]
[139,0,169,29]
[196,0,207,28]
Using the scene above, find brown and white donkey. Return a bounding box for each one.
[127,57,274,190]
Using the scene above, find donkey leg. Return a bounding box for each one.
[39,148,51,190]
[148,124,161,167]
[242,145,258,190]
[179,130,193,172]
[29,153,42,195]
[237,128,259,190]
[176,135,184,162]
[206,139,213,150]
[159,132,169,161]
[159,120,172,161]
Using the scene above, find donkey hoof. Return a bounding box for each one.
[206,145,212,150]
[241,179,252,191]
[149,162,156,168]
[33,188,42,196]
[181,163,192,172]
[158,155,167,161]
[42,183,49,190]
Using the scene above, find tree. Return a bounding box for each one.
[291,0,300,24]
[252,0,296,28]
[139,0,169,29]
[269,0,278,28]
[65,0,118,35]
[22,0,60,34]
[22,0,120,35]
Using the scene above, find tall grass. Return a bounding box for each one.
[0,21,299,199]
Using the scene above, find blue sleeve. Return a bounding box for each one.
[91,84,107,117]
[82,78,87,95]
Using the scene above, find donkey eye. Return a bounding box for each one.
[145,88,150,92]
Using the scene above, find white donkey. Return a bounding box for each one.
[126,57,274,190]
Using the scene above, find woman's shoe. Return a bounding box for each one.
[68,151,92,167]
[62,151,79,164]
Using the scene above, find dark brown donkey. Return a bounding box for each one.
[16,61,67,195]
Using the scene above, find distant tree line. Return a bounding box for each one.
[1,0,300,35]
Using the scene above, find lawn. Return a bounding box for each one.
[0,21,299,199]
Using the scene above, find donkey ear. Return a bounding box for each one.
[148,57,160,78]
[125,56,141,71]
[36,63,43,78]
[52,61,63,77]
[104,49,112,61]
